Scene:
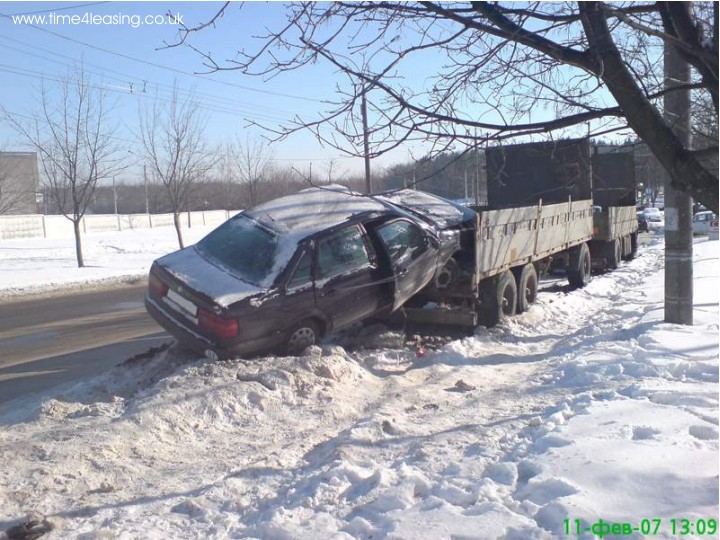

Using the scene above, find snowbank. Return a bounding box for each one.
[0,235,717,539]
[0,226,213,301]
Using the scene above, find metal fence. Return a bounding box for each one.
[0,210,237,241]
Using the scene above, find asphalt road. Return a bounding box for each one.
[0,284,170,405]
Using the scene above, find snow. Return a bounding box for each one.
[155,246,264,308]
[248,185,388,236]
[377,189,468,228]
[0,228,718,539]
[0,225,214,301]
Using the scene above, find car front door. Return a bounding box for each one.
[313,224,384,330]
[374,219,439,310]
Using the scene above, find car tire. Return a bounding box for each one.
[477,270,517,327]
[284,319,320,355]
[567,242,591,288]
[514,263,538,313]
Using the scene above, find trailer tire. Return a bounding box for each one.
[514,263,538,313]
[624,233,638,261]
[606,239,621,270]
[478,270,517,327]
[567,243,591,288]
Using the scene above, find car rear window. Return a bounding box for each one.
[196,215,279,285]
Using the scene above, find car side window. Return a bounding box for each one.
[377,220,427,264]
[286,251,313,290]
[317,226,372,279]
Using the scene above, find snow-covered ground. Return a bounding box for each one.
[0,225,213,301]
[0,227,718,539]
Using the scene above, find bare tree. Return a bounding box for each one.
[233,135,273,207]
[212,143,243,209]
[324,157,347,185]
[172,2,718,213]
[3,68,122,266]
[139,84,215,248]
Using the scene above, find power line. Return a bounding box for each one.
[0,12,323,104]
[0,64,292,124]
[2,108,358,165]
[0,35,299,119]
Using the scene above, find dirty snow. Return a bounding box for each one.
[0,230,718,539]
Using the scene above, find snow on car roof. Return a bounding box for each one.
[246,185,388,236]
[377,189,469,228]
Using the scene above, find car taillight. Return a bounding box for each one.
[148,273,168,298]
[197,309,239,339]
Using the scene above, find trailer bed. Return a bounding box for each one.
[593,206,638,241]
[473,198,593,281]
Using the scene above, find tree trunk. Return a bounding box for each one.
[173,211,185,249]
[73,218,84,268]
[579,2,719,214]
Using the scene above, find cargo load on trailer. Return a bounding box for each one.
[589,149,639,270]
[404,138,596,328]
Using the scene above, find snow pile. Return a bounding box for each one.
[0,235,717,539]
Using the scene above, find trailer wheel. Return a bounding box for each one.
[567,243,592,288]
[514,264,538,313]
[606,239,621,270]
[624,233,638,261]
[478,270,517,327]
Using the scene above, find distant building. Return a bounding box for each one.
[0,152,40,214]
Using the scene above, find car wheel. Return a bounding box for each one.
[284,319,320,355]
[433,258,458,290]
[514,263,538,313]
[477,270,517,327]
[567,242,591,288]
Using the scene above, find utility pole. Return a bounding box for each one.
[474,129,480,206]
[112,175,118,215]
[112,175,120,231]
[361,90,372,194]
[143,164,150,217]
[663,35,693,325]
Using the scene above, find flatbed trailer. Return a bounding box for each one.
[406,139,596,327]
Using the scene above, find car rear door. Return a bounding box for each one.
[373,219,439,310]
[313,224,385,330]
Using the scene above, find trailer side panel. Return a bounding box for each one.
[475,199,593,280]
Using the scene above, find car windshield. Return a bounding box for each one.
[196,215,279,286]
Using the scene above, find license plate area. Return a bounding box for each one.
[164,288,198,323]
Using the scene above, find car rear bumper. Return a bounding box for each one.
[145,296,280,359]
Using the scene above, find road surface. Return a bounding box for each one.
[0,284,169,405]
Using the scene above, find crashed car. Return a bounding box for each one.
[145,186,469,359]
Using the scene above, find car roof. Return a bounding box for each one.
[245,185,390,237]
[376,189,476,228]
